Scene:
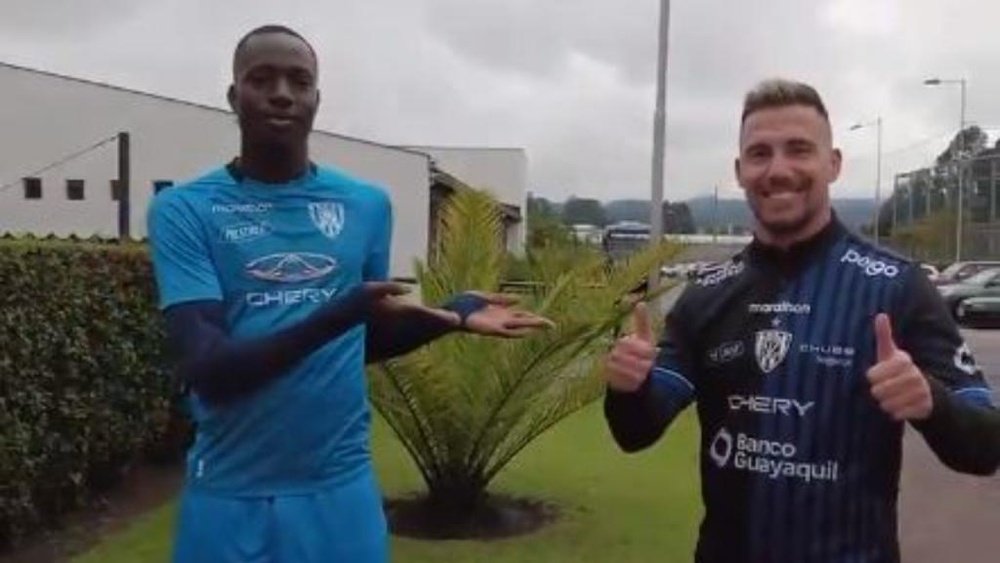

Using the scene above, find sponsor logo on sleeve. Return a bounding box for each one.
[694,261,745,287]
[954,342,979,376]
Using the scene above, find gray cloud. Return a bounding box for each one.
[2,0,999,203]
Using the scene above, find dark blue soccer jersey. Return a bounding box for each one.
[605,218,998,563]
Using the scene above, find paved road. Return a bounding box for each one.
[898,328,1000,563]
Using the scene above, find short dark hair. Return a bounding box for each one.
[741,79,829,125]
[233,25,316,72]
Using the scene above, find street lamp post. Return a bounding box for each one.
[850,117,883,244]
[925,77,967,262]
[649,0,671,291]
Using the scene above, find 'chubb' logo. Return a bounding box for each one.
[755,329,793,374]
[309,202,345,239]
[840,248,900,278]
[245,253,338,283]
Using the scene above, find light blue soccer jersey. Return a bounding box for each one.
[147,164,392,496]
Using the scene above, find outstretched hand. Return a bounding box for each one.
[459,292,556,338]
[365,287,554,338]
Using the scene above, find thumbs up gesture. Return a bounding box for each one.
[867,313,933,421]
[604,302,658,393]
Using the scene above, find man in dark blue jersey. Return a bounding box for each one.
[603,78,1000,563]
[147,25,551,563]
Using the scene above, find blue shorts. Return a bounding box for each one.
[171,473,388,563]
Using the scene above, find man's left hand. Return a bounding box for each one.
[867,313,933,421]
[453,292,555,338]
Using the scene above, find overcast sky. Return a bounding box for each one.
[2,0,999,202]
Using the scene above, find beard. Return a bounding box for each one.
[750,203,818,236]
[746,178,829,240]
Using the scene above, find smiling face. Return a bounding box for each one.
[735,82,842,247]
[228,30,320,152]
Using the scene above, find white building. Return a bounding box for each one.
[0,62,527,278]
[406,146,528,251]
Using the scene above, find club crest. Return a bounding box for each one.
[308,202,345,239]
[755,329,793,374]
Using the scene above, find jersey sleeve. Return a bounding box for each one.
[147,190,223,310]
[896,268,994,409]
[897,267,1000,475]
[604,289,698,452]
[363,190,393,282]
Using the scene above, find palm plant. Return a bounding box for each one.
[368,187,682,519]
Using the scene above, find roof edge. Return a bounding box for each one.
[0,60,429,159]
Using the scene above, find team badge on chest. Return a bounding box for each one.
[308,202,346,239]
[755,329,793,374]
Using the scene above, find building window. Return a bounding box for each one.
[152,180,174,194]
[66,179,85,201]
[110,179,122,201]
[23,177,42,200]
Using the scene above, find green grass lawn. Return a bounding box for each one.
[75,404,702,562]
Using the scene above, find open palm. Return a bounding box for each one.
[461,292,554,338]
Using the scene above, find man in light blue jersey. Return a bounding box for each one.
[147,25,551,563]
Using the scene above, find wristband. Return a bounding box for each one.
[443,293,490,328]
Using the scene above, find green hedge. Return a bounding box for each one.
[0,239,187,548]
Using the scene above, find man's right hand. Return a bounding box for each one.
[603,302,658,393]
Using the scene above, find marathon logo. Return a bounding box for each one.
[748,302,811,315]
[710,427,839,483]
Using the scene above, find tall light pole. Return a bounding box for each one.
[712,184,719,243]
[925,77,967,262]
[649,0,671,291]
[849,117,883,244]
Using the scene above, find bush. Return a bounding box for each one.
[0,240,186,549]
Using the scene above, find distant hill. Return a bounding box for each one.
[598,196,876,233]
[531,193,877,233]
[604,200,651,224]
[685,196,876,232]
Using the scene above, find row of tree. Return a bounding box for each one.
[528,195,696,234]
[879,126,1000,261]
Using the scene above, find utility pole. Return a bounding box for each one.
[117,132,131,241]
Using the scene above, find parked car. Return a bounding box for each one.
[937,267,1000,317]
[934,261,1000,285]
[955,296,1000,328]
